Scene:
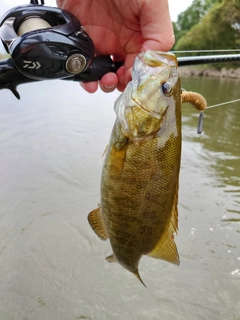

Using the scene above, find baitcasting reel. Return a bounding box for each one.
[0,0,121,98]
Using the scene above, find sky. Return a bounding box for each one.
[0,0,193,22]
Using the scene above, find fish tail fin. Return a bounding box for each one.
[132,270,147,288]
[106,255,146,287]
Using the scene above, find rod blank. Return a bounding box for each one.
[177,54,240,66]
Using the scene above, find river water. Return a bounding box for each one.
[0,76,239,320]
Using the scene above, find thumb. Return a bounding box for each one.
[140,0,175,52]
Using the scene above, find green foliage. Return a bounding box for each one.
[173,0,219,45]
[173,0,240,52]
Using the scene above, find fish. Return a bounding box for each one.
[88,50,207,286]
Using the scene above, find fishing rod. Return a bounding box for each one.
[1,2,240,99]
[177,54,240,66]
[174,50,240,53]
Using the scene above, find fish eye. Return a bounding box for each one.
[162,82,172,96]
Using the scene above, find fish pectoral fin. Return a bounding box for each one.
[147,234,180,266]
[100,144,108,159]
[88,206,109,240]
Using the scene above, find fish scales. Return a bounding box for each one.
[88,51,183,286]
[102,88,181,256]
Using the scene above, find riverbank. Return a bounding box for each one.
[179,66,240,79]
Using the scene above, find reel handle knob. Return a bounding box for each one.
[66,53,87,74]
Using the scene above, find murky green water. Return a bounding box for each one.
[0,76,239,320]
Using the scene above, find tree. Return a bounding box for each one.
[173,0,219,46]
[174,0,240,51]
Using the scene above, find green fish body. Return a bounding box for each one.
[89,51,182,285]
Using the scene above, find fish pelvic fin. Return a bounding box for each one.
[132,269,147,288]
[106,254,116,263]
[88,205,108,240]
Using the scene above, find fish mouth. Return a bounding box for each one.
[138,50,178,69]
[130,51,179,115]
[133,51,178,82]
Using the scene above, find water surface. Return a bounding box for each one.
[0,77,239,320]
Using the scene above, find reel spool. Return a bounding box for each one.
[16,0,49,35]
[17,16,51,36]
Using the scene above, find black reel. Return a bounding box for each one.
[30,0,45,4]
[0,3,95,80]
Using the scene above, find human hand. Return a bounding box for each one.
[56,0,174,93]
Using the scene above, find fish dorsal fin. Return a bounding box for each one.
[88,206,109,240]
[147,184,180,265]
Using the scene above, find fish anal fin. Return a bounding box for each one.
[88,206,108,240]
[169,182,179,235]
[147,184,180,265]
[147,234,180,265]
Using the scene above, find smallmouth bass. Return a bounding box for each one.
[88,51,206,286]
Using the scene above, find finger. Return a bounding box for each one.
[80,81,98,93]
[116,66,127,92]
[99,72,118,92]
[122,55,135,87]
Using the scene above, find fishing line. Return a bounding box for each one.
[206,98,240,109]
[196,98,240,134]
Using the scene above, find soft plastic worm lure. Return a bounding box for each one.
[181,90,207,134]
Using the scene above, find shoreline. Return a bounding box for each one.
[178,66,240,79]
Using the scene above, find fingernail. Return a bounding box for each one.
[104,85,115,90]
